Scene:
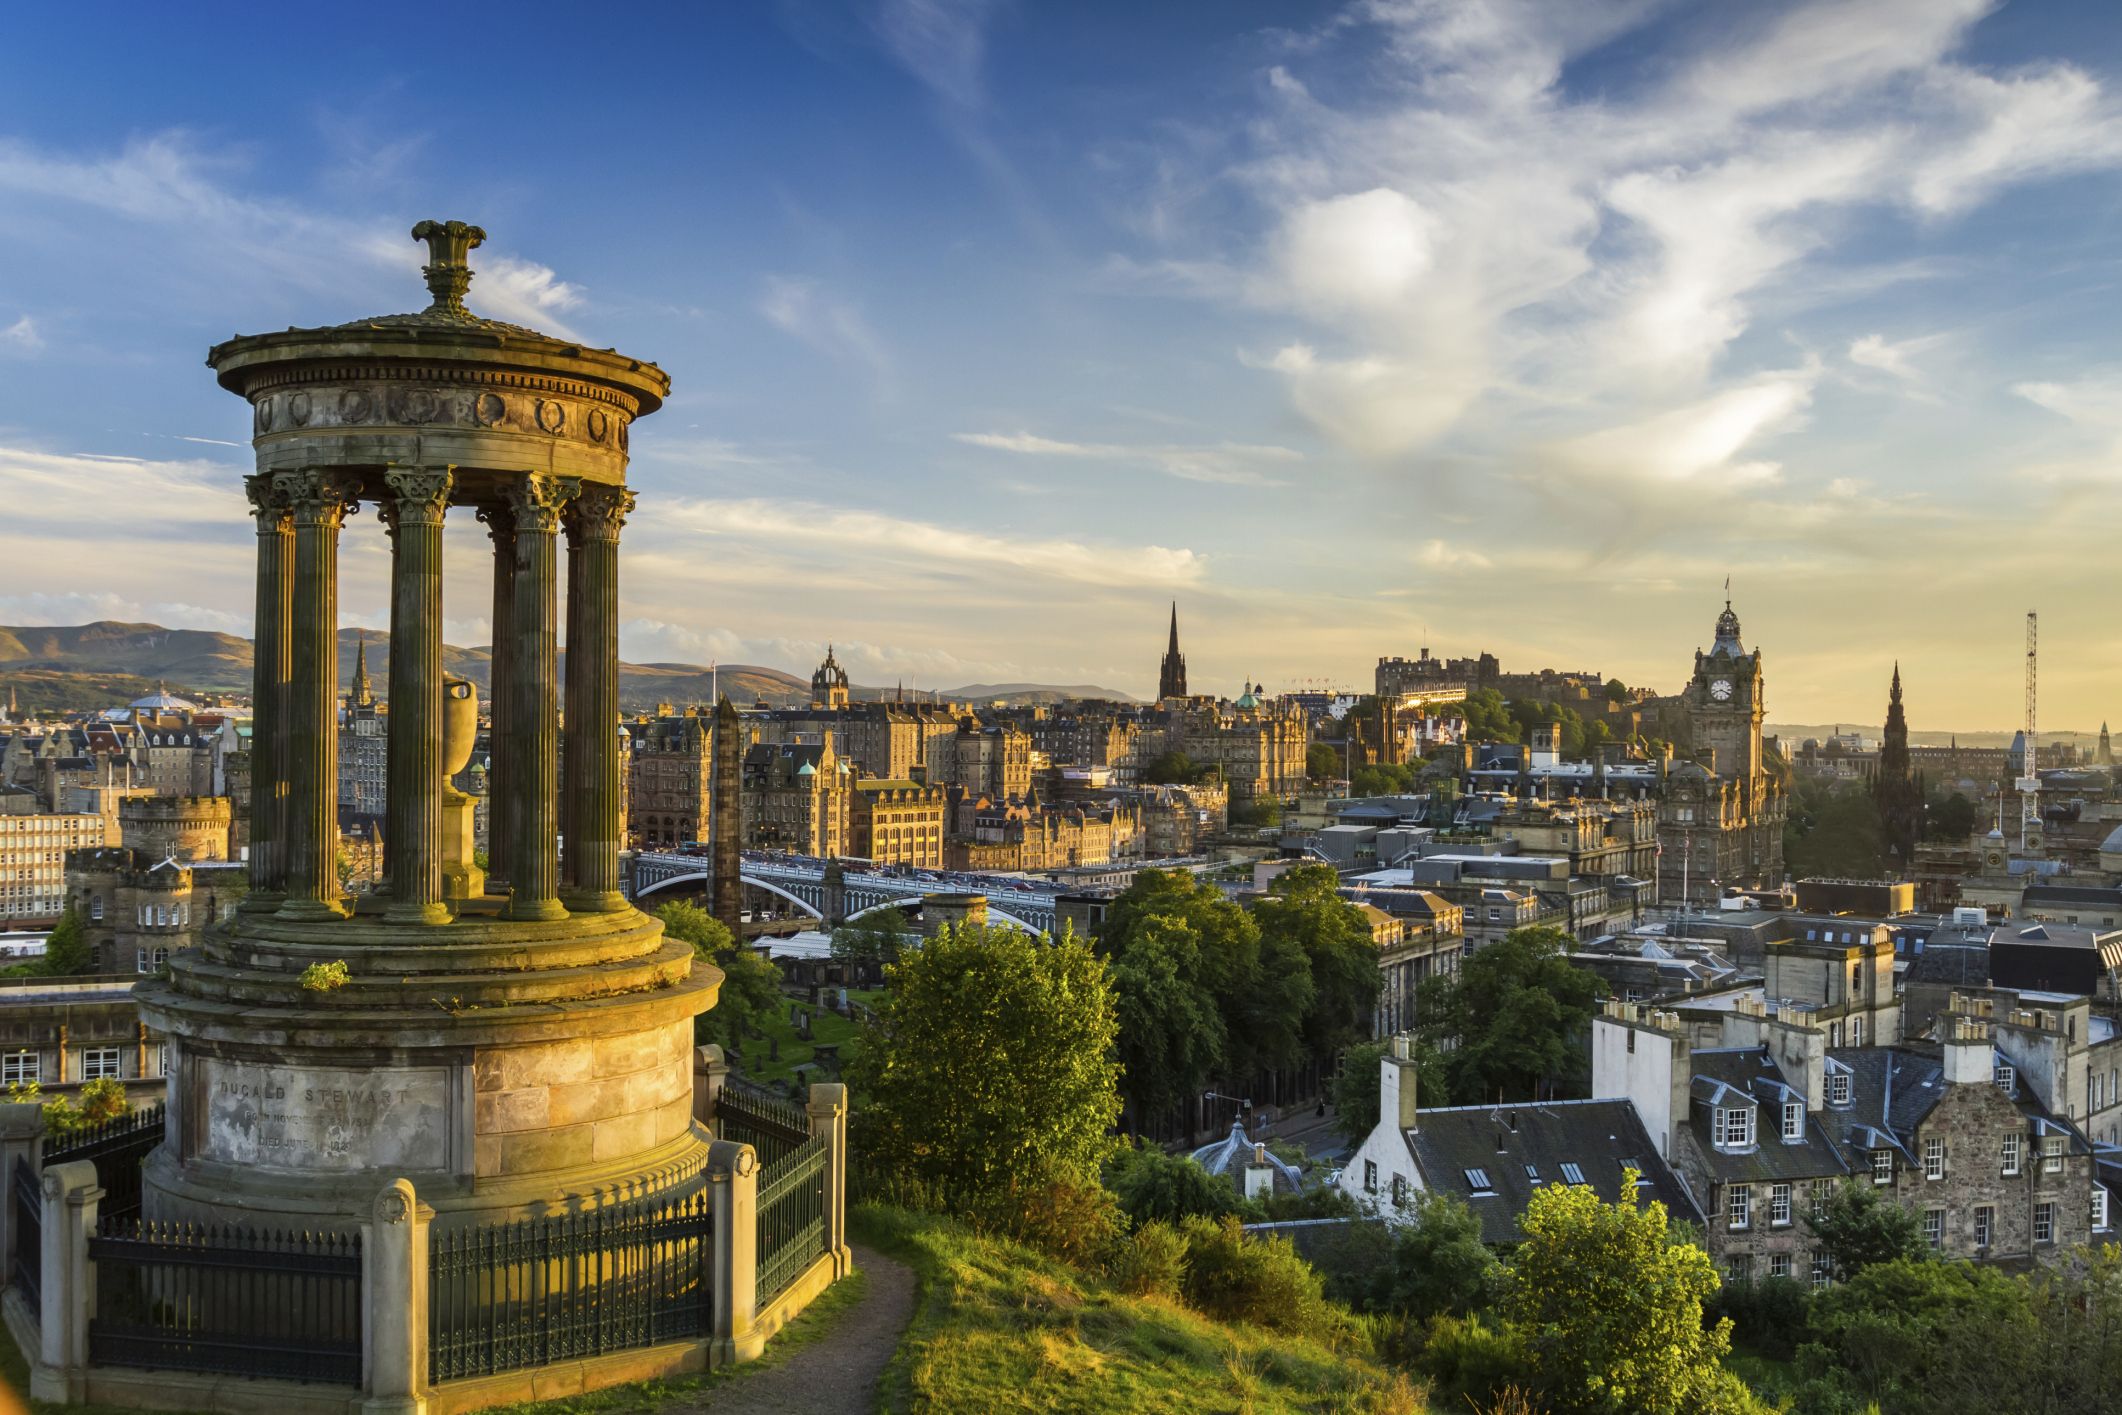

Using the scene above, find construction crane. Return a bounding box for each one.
[2019,611,2041,853]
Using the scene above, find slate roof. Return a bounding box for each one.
[1684,1049,1851,1184]
[1404,1099,1701,1244]
[1904,941,1991,989]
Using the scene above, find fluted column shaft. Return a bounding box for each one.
[503,475,576,921]
[563,485,633,911]
[278,469,357,921]
[383,469,453,923]
[243,475,292,905]
[482,510,517,892]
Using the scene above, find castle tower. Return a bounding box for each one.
[1874,663,1923,873]
[1158,602,1188,701]
[135,222,718,1230]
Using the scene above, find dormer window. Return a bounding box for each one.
[1872,1148,1894,1185]
[1828,1072,1852,1108]
[1782,1101,1804,1141]
[1995,1064,2015,1096]
[1719,1105,1756,1151]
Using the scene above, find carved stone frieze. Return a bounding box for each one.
[248,377,632,451]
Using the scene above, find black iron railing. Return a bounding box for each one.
[756,1133,828,1304]
[88,1221,363,1385]
[46,1103,164,1224]
[11,1156,40,1305]
[428,1185,713,1383]
[717,1078,810,1165]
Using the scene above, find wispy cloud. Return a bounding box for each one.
[758,276,890,376]
[953,430,1300,485]
[0,316,41,352]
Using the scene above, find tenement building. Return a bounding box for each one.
[0,811,112,923]
[742,738,852,857]
[851,778,946,868]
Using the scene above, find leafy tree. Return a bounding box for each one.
[1784,780,1887,880]
[40,906,93,975]
[1100,870,1306,1111]
[1105,1142,1241,1227]
[831,908,913,968]
[848,921,1120,1229]
[1306,743,1343,780]
[1461,689,1519,743]
[43,1075,131,1140]
[1229,797,1282,828]
[1252,863,1379,1064]
[1350,762,1418,797]
[658,899,783,1053]
[1331,1038,1449,1146]
[1108,911,1227,1129]
[1798,1256,2036,1414]
[1926,791,1977,841]
[1334,1189,1498,1323]
[1604,678,1628,704]
[1143,750,1209,785]
[1804,1178,1927,1280]
[1418,925,1603,1102]
[1502,1172,1762,1415]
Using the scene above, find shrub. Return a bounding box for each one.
[1000,1169,1123,1268]
[1108,1219,1189,1300]
[1178,1215,1347,1343]
[43,1076,131,1140]
[299,960,350,992]
[1711,1275,1811,1360]
[1106,1142,1240,1227]
[1416,1313,1531,1410]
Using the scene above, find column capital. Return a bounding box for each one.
[244,472,293,531]
[276,468,362,528]
[502,473,579,535]
[566,483,635,545]
[379,467,454,536]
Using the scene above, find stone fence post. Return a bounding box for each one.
[361,1177,432,1415]
[706,1138,760,1365]
[0,1102,46,1285]
[806,1083,851,1279]
[693,1044,727,1129]
[30,1159,100,1405]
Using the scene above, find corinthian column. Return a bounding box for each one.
[382,468,453,924]
[277,468,359,921]
[562,484,634,912]
[480,506,516,893]
[243,473,292,908]
[503,474,577,921]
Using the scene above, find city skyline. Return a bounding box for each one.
[5,2,2122,724]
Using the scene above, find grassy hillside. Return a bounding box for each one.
[855,1205,1422,1415]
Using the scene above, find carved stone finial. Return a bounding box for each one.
[411,220,487,316]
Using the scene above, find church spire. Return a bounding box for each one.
[351,631,372,708]
[1157,602,1188,701]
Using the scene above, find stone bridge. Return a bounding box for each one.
[627,850,1060,936]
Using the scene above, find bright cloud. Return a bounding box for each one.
[953,430,1300,485]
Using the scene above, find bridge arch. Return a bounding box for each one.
[634,871,827,922]
[845,899,921,923]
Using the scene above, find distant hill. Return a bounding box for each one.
[931,682,1138,706]
[0,621,1121,713]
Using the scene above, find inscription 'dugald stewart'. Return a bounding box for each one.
[198,1060,450,1173]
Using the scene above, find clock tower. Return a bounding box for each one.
[1687,596,1764,786]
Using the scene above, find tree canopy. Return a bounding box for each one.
[1331,1037,1449,1145]
[1503,1173,1763,1414]
[1306,743,1342,781]
[1253,863,1380,1063]
[1417,925,1603,1102]
[1926,790,1978,841]
[1350,761,1418,797]
[1804,1177,1928,1281]
[830,907,914,967]
[39,906,93,976]
[849,921,1120,1227]
[1783,780,1887,880]
[657,899,783,1053]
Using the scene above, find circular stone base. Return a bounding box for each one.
[133,905,720,1231]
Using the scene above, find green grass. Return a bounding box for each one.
[736,987,887,1088]
[855,1204,1427,1415]
[1725,1346,1801,1404]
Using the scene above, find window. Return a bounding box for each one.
[1769,1252,1792,1280]
[2044,1135,2065,1174]
[1463,1167,1491,1193]
[1728,1184,1752,1229]
[1560,1162,1586,1186]
[89,895,103,921]
[1363,1160,1377,1194]
[1524,1164,1541,1186]
[1974,1206,1994,1248]
[1391,1175,1408,1207]
[1923,1209,1944,1249]
[1720,1106,1756,1150]
[1850,1016,1865,1047]
[2035,1202,2056,1245]
[1810,1183,1828,1220]
[1771,1183,1792,1226]
[1828,1072,1851,1107]
[1872,1148,1893,1185]
[0,1052,37,1086]
[1924,1137,1945,1181]
[2002,1134,2021,1176]
[1782,1101,1804,1141]
[1995,1064,2015,1095]
[1811,1251,1831,1288]
[80,1047,120,1081]
[1725,1253,1753,1281]
[2095,1188,2110,1232]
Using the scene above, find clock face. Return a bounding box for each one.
[1710,679,1733,701]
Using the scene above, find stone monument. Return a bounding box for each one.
[135,221,719,1228]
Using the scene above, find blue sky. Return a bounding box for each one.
[5,1,2122,728]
